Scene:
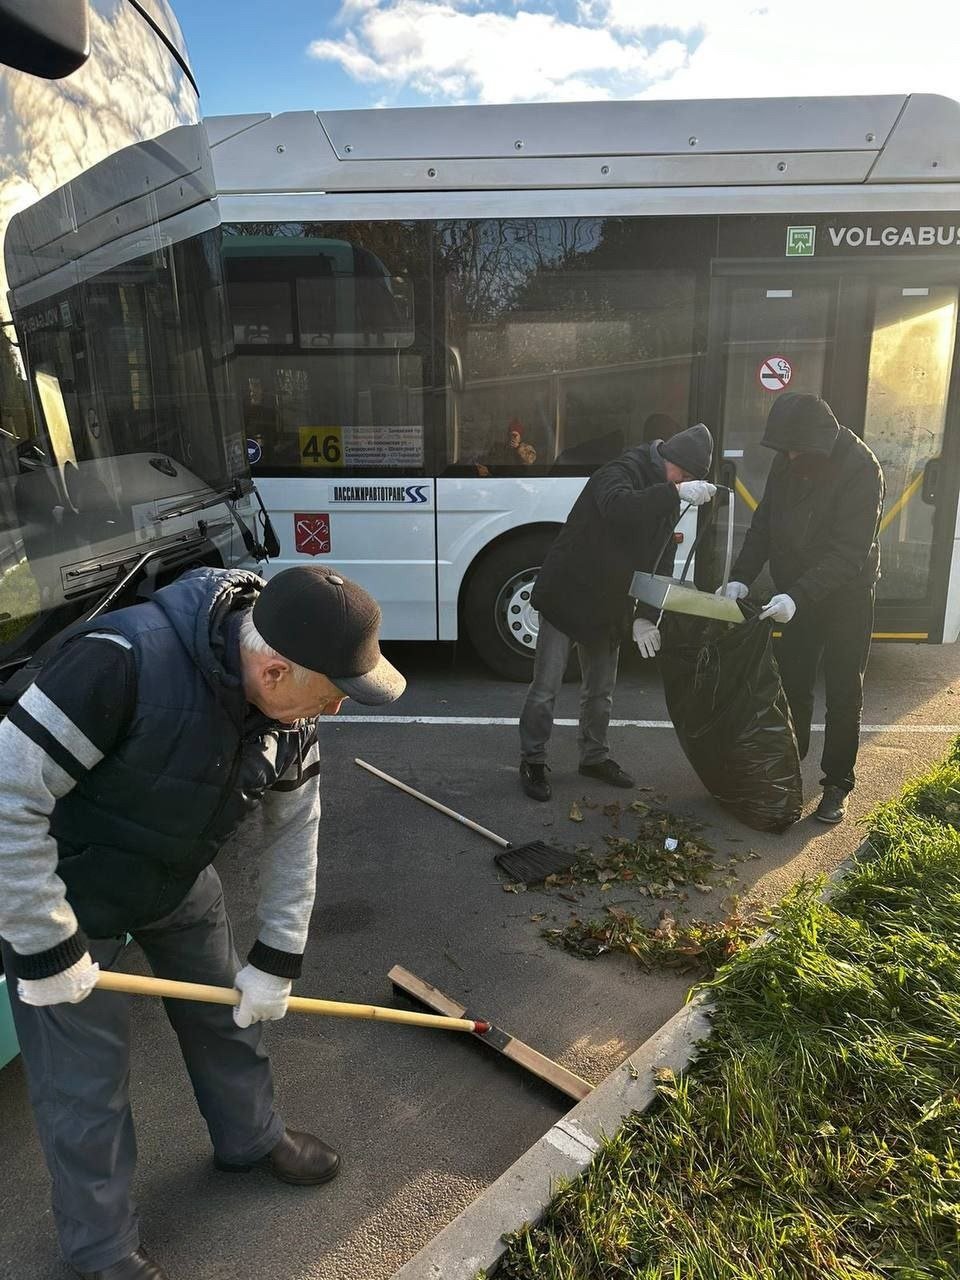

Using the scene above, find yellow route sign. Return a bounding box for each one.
[299,427,343,468]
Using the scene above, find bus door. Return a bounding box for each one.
[844,279,960,642]
[702,270,960,641]
[701,275,837,593]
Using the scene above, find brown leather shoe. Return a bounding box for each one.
[75,1248,170,1279]
[215,1128,340,1186]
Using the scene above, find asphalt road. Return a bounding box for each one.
[2,638,960,1280]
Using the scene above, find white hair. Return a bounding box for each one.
[239,611,314,685]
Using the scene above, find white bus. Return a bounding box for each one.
[208,94,960,677]
[0,1,270,1069]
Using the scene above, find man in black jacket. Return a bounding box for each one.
[519,424,716,800]
[720,394,884,824]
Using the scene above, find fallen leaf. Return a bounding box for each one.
[607,906,632,922]
[568,801,584,823]
[600,881,612,891]
[693,883,714,893]
[529,913,545,923]
[502,882,527,893]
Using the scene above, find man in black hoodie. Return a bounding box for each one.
[720,394,884,824]
[519,424,716,800]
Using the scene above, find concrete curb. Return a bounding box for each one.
[392,839,871,1280]
[392,996,713,1280]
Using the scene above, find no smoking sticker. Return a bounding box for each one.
[758,355,793,392]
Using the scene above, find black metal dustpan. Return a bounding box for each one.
[630,484,743,624]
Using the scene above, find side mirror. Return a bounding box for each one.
[0,0,90,79]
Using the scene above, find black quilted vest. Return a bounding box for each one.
[51,568,306,938]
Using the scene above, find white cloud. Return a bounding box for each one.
[309,0,684,103]
[308,0,960,106]
[577,0,707,33]
[606,0,960,101]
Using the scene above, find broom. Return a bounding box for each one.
[355,758,575,883]
[94,970,490,1034]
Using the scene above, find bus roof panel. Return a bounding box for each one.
[313,97,904,161]
[205,95,960,195]
[867,94,960,183]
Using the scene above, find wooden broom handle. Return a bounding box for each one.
[94,970,486,1034]
[354,758,510,848]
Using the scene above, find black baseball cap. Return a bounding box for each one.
[252,567,406,706]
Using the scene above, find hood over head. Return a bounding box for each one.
[761,393,841,456]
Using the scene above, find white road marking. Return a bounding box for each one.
[334,716,960,733]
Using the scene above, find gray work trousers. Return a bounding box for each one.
[2,866,284,1273]
[519,617,620,766]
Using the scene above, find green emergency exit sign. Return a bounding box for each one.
[786,226,816,256]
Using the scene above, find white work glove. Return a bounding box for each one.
[233,963,292,1029]
[676,480,717,506]
[17,952,100,1007]
[715,581,749,600]
[632,617,661,659]
[760,593,797,623]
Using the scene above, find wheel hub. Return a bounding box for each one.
[497,569,540,653]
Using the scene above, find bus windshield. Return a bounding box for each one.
[0,1,248,667]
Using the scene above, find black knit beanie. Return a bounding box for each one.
[657,422,713,480]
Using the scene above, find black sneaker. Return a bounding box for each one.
[519,761,551,802]
[579,759,635,789]
[814,785,848,824]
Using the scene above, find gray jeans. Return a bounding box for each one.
[519,617,620,766]
[2,866,284,1273]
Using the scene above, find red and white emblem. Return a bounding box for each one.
[294,513,331,556]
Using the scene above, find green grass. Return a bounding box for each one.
[496,744,960,1280]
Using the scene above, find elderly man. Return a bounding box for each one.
[0,565,405,1280]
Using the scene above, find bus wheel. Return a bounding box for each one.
[464,532,576,682]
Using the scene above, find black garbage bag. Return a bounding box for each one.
[659,606,802,832]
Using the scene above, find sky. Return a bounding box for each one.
[174,0,960,120]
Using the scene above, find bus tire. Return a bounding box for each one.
[463,531,578,683]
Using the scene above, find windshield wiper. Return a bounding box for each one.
[153,478,279,562]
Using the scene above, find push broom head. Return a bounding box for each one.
[494,840,575,884]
